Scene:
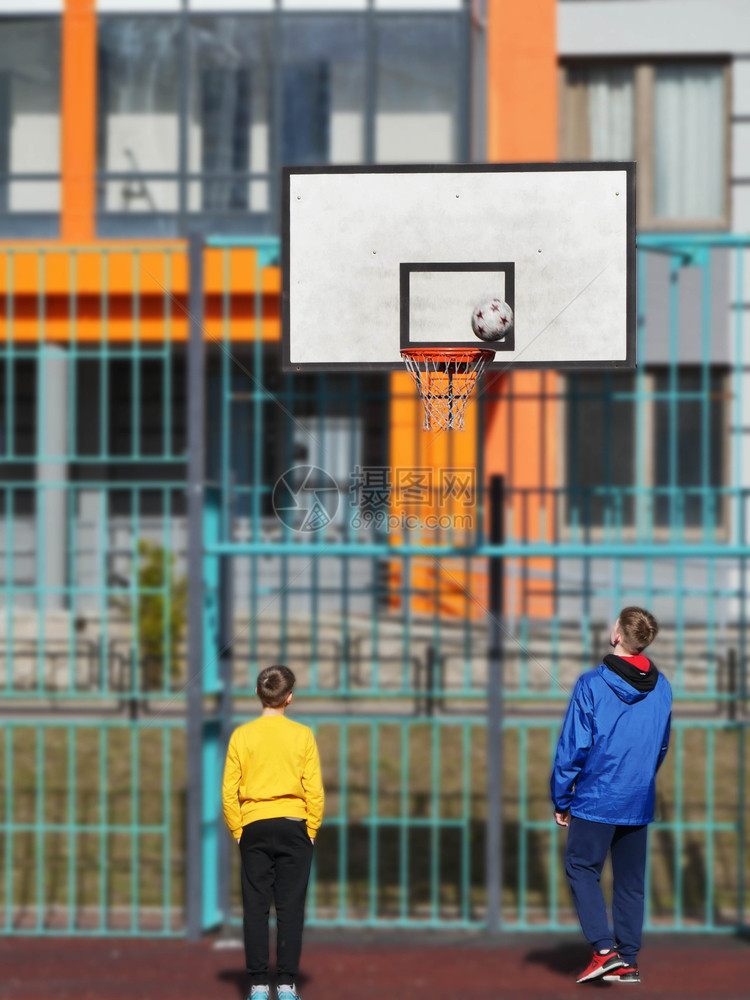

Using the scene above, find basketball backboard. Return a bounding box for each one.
[282,162,636,372]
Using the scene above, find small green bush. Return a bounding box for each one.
[115,540,188,690]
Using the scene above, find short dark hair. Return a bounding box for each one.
[618,606,659,654]
[256,664,296,708]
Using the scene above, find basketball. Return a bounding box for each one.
[471,297,514,342]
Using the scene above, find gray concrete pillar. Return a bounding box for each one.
[36,345,69,613]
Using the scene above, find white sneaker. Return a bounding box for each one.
[249,987,270,1000]
[277,986,300,1000]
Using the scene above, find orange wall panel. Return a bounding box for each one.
[0,248,282,344]
[485,0,559,617]
[387,370,485,618]
[486,0,558,163]
[61,1,97,242]
[0,247,279,298]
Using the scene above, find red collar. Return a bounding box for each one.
[620,654,651,672]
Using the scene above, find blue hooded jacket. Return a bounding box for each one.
[550,659,672,825]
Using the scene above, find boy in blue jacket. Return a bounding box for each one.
[551,606,671,985]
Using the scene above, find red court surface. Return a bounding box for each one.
[2,933,749,1000]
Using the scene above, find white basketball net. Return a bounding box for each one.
[401,349,494,431]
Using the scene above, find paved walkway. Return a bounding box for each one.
[2,933,749,999]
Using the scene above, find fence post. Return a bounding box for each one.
[486,474,504,932]
[199,491,223,932]
[739,723,747,931]
[216,544,235,925]
[186,233,206,939]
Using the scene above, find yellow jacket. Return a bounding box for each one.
[221,715,324,840]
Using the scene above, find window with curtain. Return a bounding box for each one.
[561,60,727,228]
[654,64,725,221]
[564,65,634,161]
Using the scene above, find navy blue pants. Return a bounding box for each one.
[565,816,648,963]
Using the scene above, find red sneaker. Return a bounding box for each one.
[602,965,640,984]
[575,949,626,983]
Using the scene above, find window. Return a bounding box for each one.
[0,17,61,225]
[652,369,725,528]
[654,64,725,221]
[563,65,634,161]
[565,369,727,531]
[375,16,463,162]
[565,372,636,528]
[97,17,181,215]
[561,61,728,228]
[199,65,251,211]
[97,9,468,235]
[106,357,186,460]
[189,15,273,216]
[0,357,36,462]
[282,17,366,166]
[206,353,387,520]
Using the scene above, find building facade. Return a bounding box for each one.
[0,0,748,936]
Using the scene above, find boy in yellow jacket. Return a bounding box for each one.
[222,665,324,1000]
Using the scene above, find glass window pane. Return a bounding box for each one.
[6,180,60,212]
[282,16,366,166]
[375,16,462,163]
[565,373,635,527]
[0,17,61,212]
[189,15,273,212]
[97,17,180,212]
[653,369,724,527]
[655,63,724,220]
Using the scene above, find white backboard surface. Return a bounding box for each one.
[282,163,636,371]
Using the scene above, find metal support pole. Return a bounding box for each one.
[186,233,205,939]
[728,649,737,722]
[486,474,504,932]
[364,0,376,164]
[177,0,189,233]
[469,0,488,163]
[216,552,235,925]
[738,723,747,931]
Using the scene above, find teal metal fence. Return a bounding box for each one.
[1,235,749,934]
[211,715,747,932]
[192,232,750,935]
[2,714,744,934]
[1,246,191,933]
[0,718,184,935]
[1,246,189,702]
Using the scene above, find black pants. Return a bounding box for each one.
[239,817,314,986]
[565,816,648,963]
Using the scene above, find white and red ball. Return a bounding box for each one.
[471,298,513,342]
